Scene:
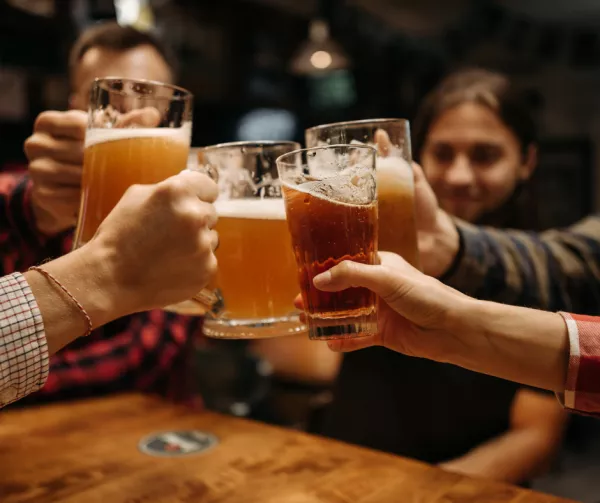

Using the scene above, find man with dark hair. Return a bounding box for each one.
[67,22,174,110]
[0,21,203,405]
[26,21,175,237]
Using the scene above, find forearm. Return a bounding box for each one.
[441,428,558,484]
[448,300,569,393]
[442,216,600,314]
[24,244,129,355]
[253,335,342,384]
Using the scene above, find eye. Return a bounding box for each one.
[469,144,502,166]
[429,144,454,164]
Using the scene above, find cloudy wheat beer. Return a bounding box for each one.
[193,141,306,339]
[306,119,419,268]
[213,198,299,320]
[75,128,190,246]
[278,145,378,340]
[73,77,193,249]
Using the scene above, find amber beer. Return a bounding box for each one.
[279,145,379,340]
[213,198,299,320]
[74,128,190,246]
[305,119,420,268]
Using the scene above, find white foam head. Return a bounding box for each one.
[85,122,191,148]
[215,198,286,220]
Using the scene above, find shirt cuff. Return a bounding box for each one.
[0,272,49,407]
[557,312,600,417]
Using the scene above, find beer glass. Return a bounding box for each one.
[181,141,306,339]
[73,77,193,248]
[306,119,419,268]
[277,144,379,340]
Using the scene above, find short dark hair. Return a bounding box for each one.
[69,21,176,79]
[413,68,537,162]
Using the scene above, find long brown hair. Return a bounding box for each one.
[413,69,540,230]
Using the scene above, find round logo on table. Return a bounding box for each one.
[138,430,218,458]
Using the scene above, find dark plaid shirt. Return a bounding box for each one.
[1,173,203,405]
[445,217,600,415]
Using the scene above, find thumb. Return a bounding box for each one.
[313,260,401,301]
[374,128,392,157]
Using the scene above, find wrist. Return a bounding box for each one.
[41,243,136,328]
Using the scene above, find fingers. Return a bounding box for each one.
[29,159,82,187]
[374,128,392,157]
[25,134,84,165]
[293,294,303,310]
[115,107,162,128]
[411,161,427,184]
[34,110,87,140]
[173,170,219,203]
[208,228,219,251]
[327,336,377,352]
[313,260,405,301]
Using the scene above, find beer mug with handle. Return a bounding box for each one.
[74,77,193,248]
[168,141,307,339]
[306,119,420,269]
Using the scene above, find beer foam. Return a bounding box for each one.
[85,123,191,148]
[215,198,286,220]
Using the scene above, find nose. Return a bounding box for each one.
[444,155,475,188]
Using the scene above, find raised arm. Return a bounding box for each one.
[414,163,600,313]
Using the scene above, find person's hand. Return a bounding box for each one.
[308,252,475,362]
[25,110,88,236]
[412,163,461,277]
[82,170,219,315]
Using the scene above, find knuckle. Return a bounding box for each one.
[34,111,58,132]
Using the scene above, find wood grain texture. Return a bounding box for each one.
[0,394,576,503]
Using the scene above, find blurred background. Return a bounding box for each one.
[2,0,599,228]
[4,1,600,499]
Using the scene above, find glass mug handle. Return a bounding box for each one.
[187,157,222,315]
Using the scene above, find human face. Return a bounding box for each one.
[69,44,173,111]
[421,102,535,223]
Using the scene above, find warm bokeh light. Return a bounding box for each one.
[310,50,333,69]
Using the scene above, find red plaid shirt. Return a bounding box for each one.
[1,172,204,406]
[559,312,600,416]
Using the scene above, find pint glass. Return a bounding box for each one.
[73,77,193,248]
[306,119,419,268]
[277,145,378,340]
[181,141,306,339]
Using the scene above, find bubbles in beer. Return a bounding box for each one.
[291,166,376,207]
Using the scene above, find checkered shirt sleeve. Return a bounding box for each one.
[0,272,49,407]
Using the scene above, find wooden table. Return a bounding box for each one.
[0,394,575,503]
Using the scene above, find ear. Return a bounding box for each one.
[518,144,537,181]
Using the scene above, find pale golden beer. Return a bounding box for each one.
[306,118,420,268]
[213,199,299,320]
[73,77,193,249]
[376,156,419,267]
[184,141,305,339]
[75,128,190,246]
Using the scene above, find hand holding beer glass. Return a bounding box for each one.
[74,77,193,248]
[277,145,379,340]
[305,119,419,268]
[174,141,306,339]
